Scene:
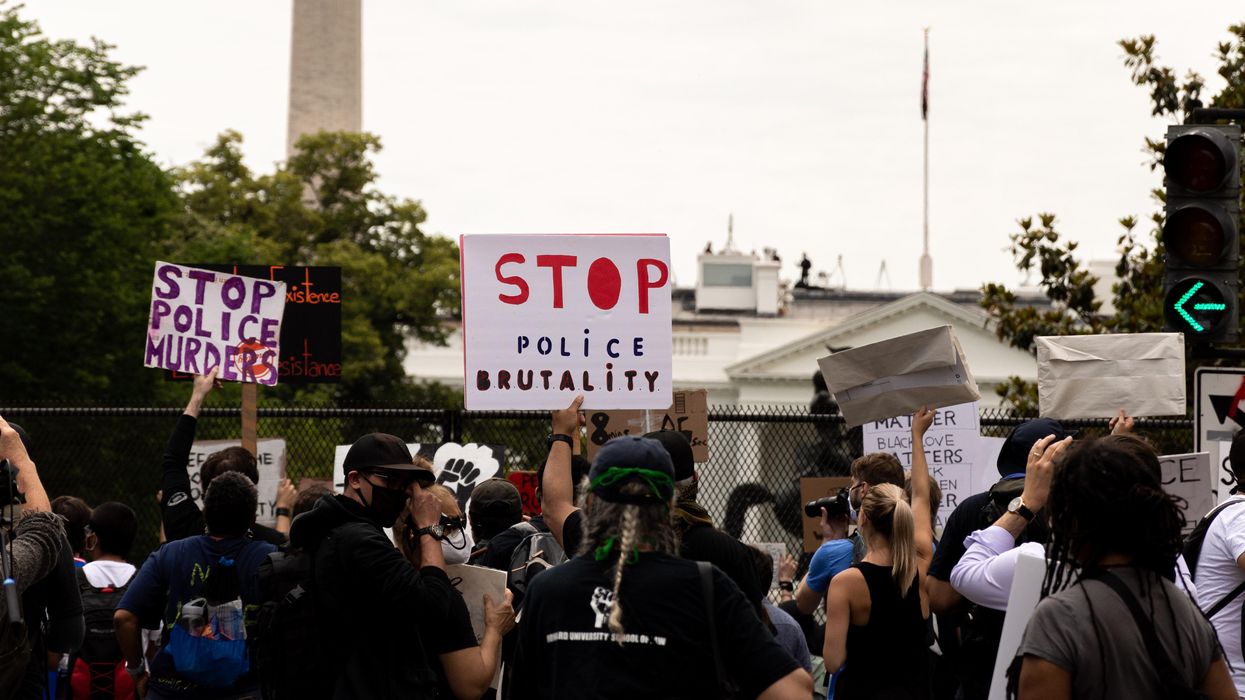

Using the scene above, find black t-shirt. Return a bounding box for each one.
[161,414,286,546]
[927,491,993,581]
[512,553,798,699]
[562,509,584,558]
[680,523,765,613]
[474,524,531,571]
[421,588,480,698]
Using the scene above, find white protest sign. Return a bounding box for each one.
[145,262,287,385]
[988,550,1046,700]
[1214,440,1237,504]
[188,439,286,526]
[459,234,673,410]
[332,442,505,511]
[446,564,507,688]
[862,402,981,530]
[1159,452,1214,531]
[746,542,788,588]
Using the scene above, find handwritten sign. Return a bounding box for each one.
[145,262,287,385]
[170,265,341,383]
[507,470,541,517]
[861,402,981,531]
[187,439,286,526]
[585,390,709,462]
[459,234,673,409]
[1159,452,1213,533]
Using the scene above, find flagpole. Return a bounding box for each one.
[919,27,933,292]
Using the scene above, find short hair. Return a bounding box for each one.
[88,502,138,559]
[51,496,91,554]
[203,471,258,538]
[293,485,333,518]
[201,447,259,488]
[1229,431,1245,485]
[850,453,904,489]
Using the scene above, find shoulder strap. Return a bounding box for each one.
[698,561,727,694]
[1094,571,1192,690]
[1206,580,1245,618]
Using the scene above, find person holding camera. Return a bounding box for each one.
[792,488,853,615]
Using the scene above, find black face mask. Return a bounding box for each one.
[356,482,409,526]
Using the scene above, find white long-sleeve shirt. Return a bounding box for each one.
[949,525,1198,611]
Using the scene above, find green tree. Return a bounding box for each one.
[0,4,178,402]
[171,130,462,404]
[981,24,1245,412]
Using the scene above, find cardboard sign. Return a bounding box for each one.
[1159,452,1214,533]
[861,402,982,531]
[145,262,287,385]
[584,390,709,462]
[1036,333,1185,418]
[169,265,341,383]
[746,542,788,589]
[817,325,980,428]
[332,442,505,512]
[799,477,853,553]
[507,470,541,517]
[188,439,286,526]
[459,234,673,410]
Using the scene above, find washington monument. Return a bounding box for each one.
[287,0,362,157]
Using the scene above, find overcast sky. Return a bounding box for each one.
[24,1,1244,293]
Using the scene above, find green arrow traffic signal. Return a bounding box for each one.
[1167,278,1228,333]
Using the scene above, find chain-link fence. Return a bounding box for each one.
[1,405,1195,565]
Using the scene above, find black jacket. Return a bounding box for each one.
[290,495,456,700]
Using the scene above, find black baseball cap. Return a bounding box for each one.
[343,433,434,483]
[590,437,676,504]
[997,418,1075,477]
[642,430,694,482]
[469,478,523,521]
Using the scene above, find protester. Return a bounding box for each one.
[845,452,906,563]
[825,408,936,699]
[541,397,765,611]
[466,478,523,569]
[1186,428,1245,697]
[1013,435,1234,699]
[160,369,285,545]
[273,478,297,536]
[748,545,812,674]
[513,436,812,699]
[288,432,456,699]
[794,493,853,615]
[292,483,333,518]
[424,481,475,567]
[116,471,277,699]
[51,496,91,567]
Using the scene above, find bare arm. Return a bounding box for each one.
[541,396,583,547]
[822,569,857,671]
[1200,658,1238,700]
[184,367,218,418]
[274,478,296,535]
[794,579,822,615]
[927,577,963,615]
[0,415,49,513]
[114,609,149,692]
[909,408,935,569]
[757,668,814,700]
[1018,656,1071,700]
[440,590,515,700]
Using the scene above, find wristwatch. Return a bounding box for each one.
[416,524,445,540]
[547,433,573,449]
[275,507,292,519]
[778,580,794,592]
[1007,496,1036,522]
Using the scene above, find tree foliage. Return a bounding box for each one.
[982,24,1245,412]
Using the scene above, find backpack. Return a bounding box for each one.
[162,552,250,690]
[67,569,134,700]
[253,546,331,700]
[1183,497,1245,579]
[507,522,567,601]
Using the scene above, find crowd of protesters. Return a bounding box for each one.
[2,369,1245,700]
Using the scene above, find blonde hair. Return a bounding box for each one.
[607,505,640,640]
[861,483,917,596]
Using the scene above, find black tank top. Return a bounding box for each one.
[835,561,932,699]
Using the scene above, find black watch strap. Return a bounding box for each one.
[547,433,573,449]
[1016,503,1036,522]
[275,507,292,518]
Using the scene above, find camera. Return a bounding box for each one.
[804,488,850,519]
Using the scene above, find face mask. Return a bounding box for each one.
[441,525,474,565]
[357,483,409,526]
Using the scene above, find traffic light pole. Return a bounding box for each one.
[1192,345,1245,361]
[1191,108,1245,124]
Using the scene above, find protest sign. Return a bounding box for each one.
[188,439,286,526]
[799,477,853,553]
[507,470,541,517]
[146,262,287,385]
[1036,333,1185,418]
[988,550,1046,700]
[459,234,673,410]
[169,265,341,383]
[1159,452,1214,532]
[332,442,505,512]
[746,542,788,588]
[862,402,981,531]
[584,389,709,462]
[817,325,979,428]
[446,563,507,689]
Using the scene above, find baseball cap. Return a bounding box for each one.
[642,430,694,482]
[342,433,434,483]
[996,418,1075,477]
[589,436,676,504]
[468,478,523,522]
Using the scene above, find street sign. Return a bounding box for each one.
[1166,278,1228,335]
[1194,367,1245,501]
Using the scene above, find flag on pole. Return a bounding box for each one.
[921,30,929,120]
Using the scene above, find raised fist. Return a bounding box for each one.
[590,586,615,629]
[438,458,481,490]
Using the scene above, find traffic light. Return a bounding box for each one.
[1162,124,1241,343]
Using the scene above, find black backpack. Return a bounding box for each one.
[68,568,130,699]
[253,547,331,700]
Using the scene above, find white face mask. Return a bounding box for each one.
[441,525,474,566]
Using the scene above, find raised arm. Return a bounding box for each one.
[909,408,935,569]
[541,395,583,547]
[0,415,49,512]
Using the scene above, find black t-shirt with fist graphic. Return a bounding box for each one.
[511,552,798,699]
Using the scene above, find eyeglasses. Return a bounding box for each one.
[364,471,418,491]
